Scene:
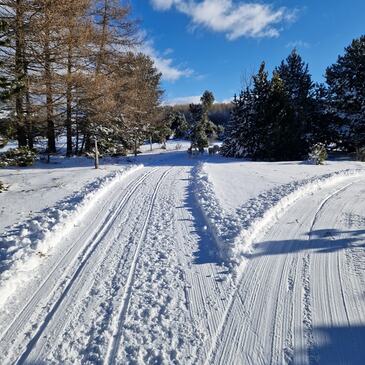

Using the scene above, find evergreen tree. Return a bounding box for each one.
[311,83,340,146]
[221,90,254,158]
[250,62,271,159]
[326,35,365,152]
[166,110,188,139]
[189,90,218,150]
[265,72,295,160]
[275,49,315,157]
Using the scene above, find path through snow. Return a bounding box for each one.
[0,152,365,364]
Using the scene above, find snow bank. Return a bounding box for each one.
[193,163,365,271]
[0,164,142,307]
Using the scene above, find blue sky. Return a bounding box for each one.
[132,0,365,105]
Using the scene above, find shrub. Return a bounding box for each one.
[0,180,5,192]
[0,147,37,167]
[308,143,328,165]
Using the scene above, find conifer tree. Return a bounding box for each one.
[275,49,314,157]
[326,35,365,152]
[189,90,218,150]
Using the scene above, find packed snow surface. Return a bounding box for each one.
[1,149,365,364]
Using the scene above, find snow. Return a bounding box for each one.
[194,158,365,268]
[0,162,142,308]
[202,157,365,214]
[1,148,365,364]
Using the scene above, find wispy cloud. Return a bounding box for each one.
[138,35,194,82]
[163,95,202,105]
[164,95,234,105]
[286,40,310,49]
[150,0,297,40]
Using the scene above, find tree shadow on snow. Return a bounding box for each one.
[250,228,365,259]
[297,325,365,365]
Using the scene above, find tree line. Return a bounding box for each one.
[222,36,365,161]
[0,0,163,156]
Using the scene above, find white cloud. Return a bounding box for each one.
[163,95,202,105]
[151,0,175,11]
[150,0,296,39]
[138,36,193,82]
[286,40,310,49]
[164,95,234,105]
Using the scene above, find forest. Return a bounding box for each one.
[0,1,364,165]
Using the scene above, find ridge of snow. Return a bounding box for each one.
[193,163,365,273]
[0,164,142,308]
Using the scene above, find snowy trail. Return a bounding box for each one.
[206,177,365,365]
[0,160,232,364]
[0,166,160,363]
[2,155,365,364]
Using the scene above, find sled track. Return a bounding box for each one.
[0,168,157,364]
[105,168,173,364]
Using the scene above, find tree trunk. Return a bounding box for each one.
[44,8,56,153]
[94,138,99,169]
[66,45,73,157]
[84,134,91,152]
[15,0,27,147]
[75,117,79,155]
[25,68,33,149]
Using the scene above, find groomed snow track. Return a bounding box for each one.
[203,177,365,365]
[1,160,365,364]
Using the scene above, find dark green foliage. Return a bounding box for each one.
[189,90,220,150]
[222,54,316,161]
[0,147,37,167]
[165,110,188,139]
[274,50,315,157]
[326,35,365,151]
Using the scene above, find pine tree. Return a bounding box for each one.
[275,49,314,158]
[221,88,255,158]
[326,35,365,152]
[221,93,243,157]
[250,62,271,159]
[189,90,218,150]
[265,72,295,160]
[165,110,188,139]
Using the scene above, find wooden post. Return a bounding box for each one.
[94,138,99,169]
[150,135,153,151]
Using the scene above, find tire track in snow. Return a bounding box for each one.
[104,168,173,364]
[4,169,156,365]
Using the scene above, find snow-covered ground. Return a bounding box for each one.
[1,147,365,364]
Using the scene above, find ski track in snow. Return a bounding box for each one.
[203,177,365,365]
[1,154,365,364]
